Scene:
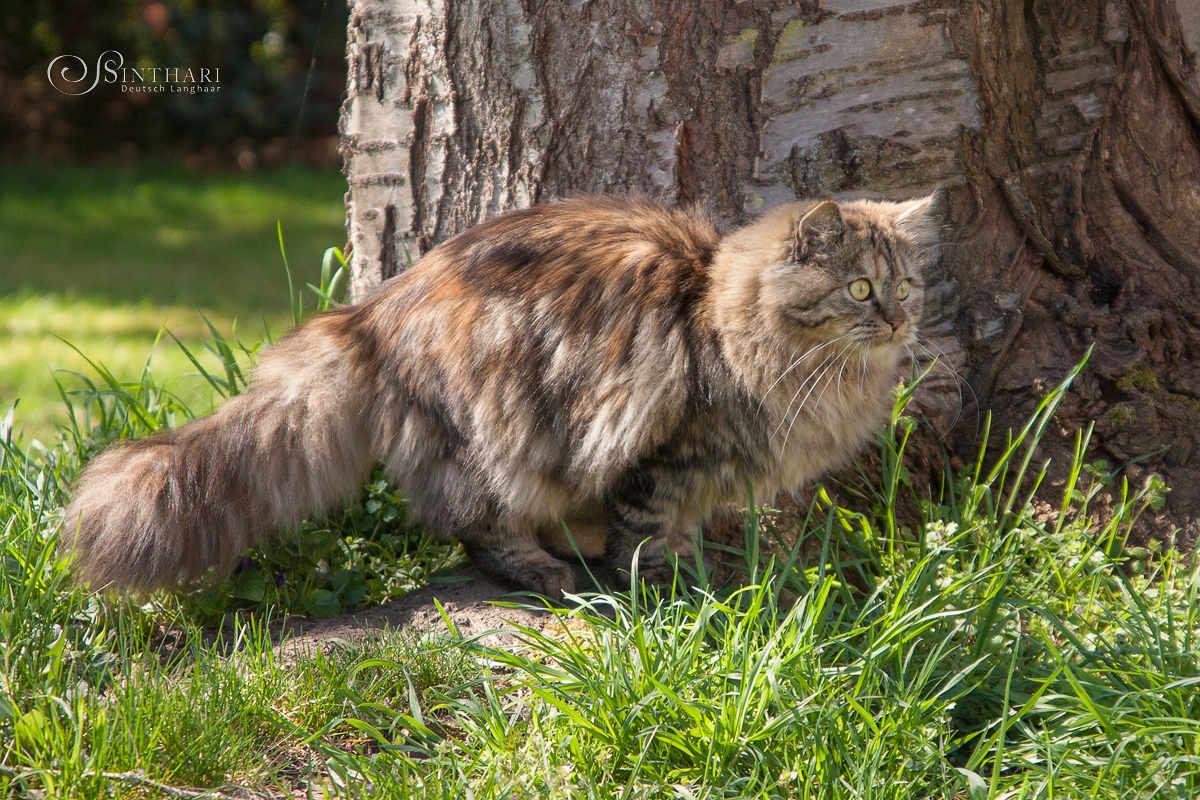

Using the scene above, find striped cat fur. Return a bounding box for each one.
[63,194,936,597]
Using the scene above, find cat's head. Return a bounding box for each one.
[714,194,938,356]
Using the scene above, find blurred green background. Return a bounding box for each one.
[0,2,351,441]
[0,161,349,441]
[2,0,348,164]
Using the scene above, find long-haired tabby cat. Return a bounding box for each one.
[64,194,935,597]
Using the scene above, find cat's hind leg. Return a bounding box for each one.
[378,412,575,597]
[459,520,577,598]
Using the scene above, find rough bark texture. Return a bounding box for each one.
[341,0,1200,545]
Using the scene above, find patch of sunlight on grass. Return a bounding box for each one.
[0,160,347,317]
[0,293,292,443]
[0,159,345,443]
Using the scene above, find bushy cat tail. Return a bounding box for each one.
[62,311,377,592]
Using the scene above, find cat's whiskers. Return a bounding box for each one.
[860,349,869,399]
[761,345,801,408]
[781,348,845,448]
[814,344,857,423]
[914,338,970,409]
[907,338,974,437]
[770,334,859,428]
[781,343,853,448]
[772,350,839,438]
[819,353,850,421]
[758,334,854,413]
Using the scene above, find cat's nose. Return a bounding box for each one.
[882,303,906,332]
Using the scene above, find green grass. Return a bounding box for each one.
[0,292,272,443]
[0,161,346,313]
[0,160,345,441]
[3,327,1198,798]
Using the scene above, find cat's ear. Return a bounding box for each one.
[892,192,940,247]
[794,200,845,256]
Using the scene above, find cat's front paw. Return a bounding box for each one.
[463,539,577,599]
[610,555,677,590]
[529,563,577,599]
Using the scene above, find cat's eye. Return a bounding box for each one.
[896,280,911,300]
[849,279,872,301]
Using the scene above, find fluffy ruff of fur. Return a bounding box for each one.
[63,194,935,597]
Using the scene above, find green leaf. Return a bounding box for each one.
[330,568,354,595]
[230,568,266,603]
[344,585,367,606]
[15,708,47,751]
[308,589,341,619]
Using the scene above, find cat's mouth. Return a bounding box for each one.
[856,325,915,351]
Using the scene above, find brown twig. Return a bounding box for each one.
[0,764,256,800]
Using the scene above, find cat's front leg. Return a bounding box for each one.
[458,520,577,598]
[604,466,696,588]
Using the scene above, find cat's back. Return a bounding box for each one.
[413,195,717,317]
[367,196,726,487]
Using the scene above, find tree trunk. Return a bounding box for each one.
[340,0,1200,544]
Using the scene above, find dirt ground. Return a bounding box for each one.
[265,565,601,662]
